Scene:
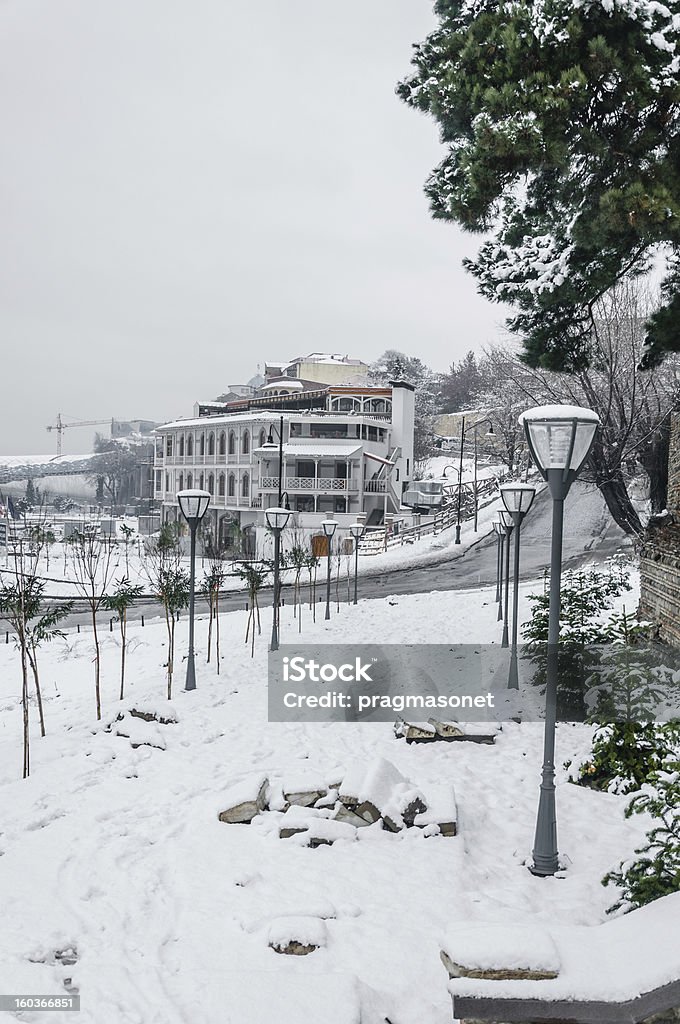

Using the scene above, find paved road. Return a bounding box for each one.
[2,482,629,634]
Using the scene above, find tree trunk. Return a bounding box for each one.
[92,607,101,720]
[215,590,220,674]
[597,471,643,537]
[207,592,213,663]
[28,645,46,737]
[638,419,671,514]
[119,610,126,701]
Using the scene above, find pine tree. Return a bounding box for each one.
[398,1,680,370]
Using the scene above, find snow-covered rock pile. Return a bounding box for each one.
[394,717,501,745]
[104,703,179,750]
[217,757,457,841]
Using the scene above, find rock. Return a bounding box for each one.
[394,719,437,742]
[339,758,427,831]
[440,923,561,981]
[333,804,373,828]
[429,718,465,738]
[268,916,327,955]
[282,771,328,807]
[414,784,458,837]
[218,775,268,824]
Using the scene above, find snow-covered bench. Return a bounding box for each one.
[441,891,680,1023]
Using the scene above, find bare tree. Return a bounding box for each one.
[68,528,117,719]
[235,562,269,658]
[104,578,144,700]
[145,523,189,699]
[479,281,680,536]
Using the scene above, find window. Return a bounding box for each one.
[165,472,169,491]
[242,430,250,455]
[228,431,236,455]
[368,426,377,441]
[218,473,225,496]
[208,432,215,456]
[199,472,204,490]
[228,473,235,497]
[199,434,205,456]
[187,435,194,456]
[297,461,315,479]
[406,458,410,475]
[259,428,267,448]
[179,435,185,456]
[187,472,193,489]
[155,470,162,492]
[241,473,249,497]
[166,436,173,457]
[208,473,215,494]
[178,473,184,491]
[219,431,226,456]
[155,437,163,458]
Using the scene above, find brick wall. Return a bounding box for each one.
[639,413,680,644]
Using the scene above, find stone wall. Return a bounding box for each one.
[639,413,680,644]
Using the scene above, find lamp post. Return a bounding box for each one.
[261,415,285,506]
[500,483,536,689]
[492,518,504,612]
[177,489,211,691]
[455,415,465,543]
[520,404,599,877]
[499,509,513,647]
[349,521,365,605]
[265,504,291,651]
[322,519,337,620]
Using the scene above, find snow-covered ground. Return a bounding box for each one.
[0,567,649,1024]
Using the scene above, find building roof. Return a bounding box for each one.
[280,443,363,458]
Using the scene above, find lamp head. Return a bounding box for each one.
[177,489,211,525]
[519,405,599,486]
[500,482,536,518]
[322,519,337,539]
[265,506,291,532]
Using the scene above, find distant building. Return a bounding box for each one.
[154,377,415,558]
[265,353,370,387]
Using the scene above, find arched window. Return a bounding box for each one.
[199,434,205,456]
[219,431,226,456]
[218,473,226,497]
[241,430,250,455]
[241,473,249,497]
[259,428,267,448]
[228,473,235,497]
[208,432,215,456]
[187,435,194,456]
[199,472,204,490]
[179,435,185,456]
[228,431,236,455]
[187,472,193,489]
[178,473,184,491]
[208,472,215,495]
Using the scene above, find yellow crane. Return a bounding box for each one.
[46,414,114,456]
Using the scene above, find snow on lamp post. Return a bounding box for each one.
[349,521,366,605]
[322,519,337,621]
[520,404,599,877]
[500,483,536,689]
[498,509,514,647]
[177,489,211,691]
[265,505,291,651]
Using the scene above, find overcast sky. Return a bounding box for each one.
[1,0,509,455]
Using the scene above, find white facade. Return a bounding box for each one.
[154,382,415,557]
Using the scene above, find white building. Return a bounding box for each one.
[154,380,415,557]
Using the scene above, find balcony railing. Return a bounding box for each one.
[364,479,386,493]
[260,476,358,492]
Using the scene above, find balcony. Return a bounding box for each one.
[260,476,358,492]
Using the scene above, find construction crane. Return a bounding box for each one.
[46,414,114,456]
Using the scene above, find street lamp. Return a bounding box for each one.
[177,489,211,691]
[500,483,536,689]
[349,521,365,605]
[520,404,599,877]
[492,518,505,618]
[471,418,495,532]
[322,519,337,620]
[499,509,513,647]
[265,505,291,651]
